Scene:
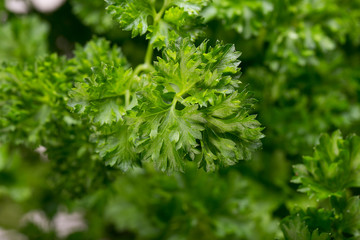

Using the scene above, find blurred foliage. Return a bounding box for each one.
[210,0,360,158]
[0,54,69,146]
[0,0,359,239]
[293,131,360,199]
[77,166,282,239]
[281,131,360,239]
[71,0,115,34]
[0,15,49,63]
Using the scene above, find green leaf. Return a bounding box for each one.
[95,124,138,170]
[171,0,209,15]
[133,103,205,172]
[105,0,154,37]
[0,54,70,146]
[281,215,311,240]
[332,196,360,237]
[69,64,134,125]
[130,38,262,172]
[106,0,208,48]
[0,15,49,63]
[292,131,360,199]
[281,214,331,240]
[147,7,203,49]
[201,92,264,171]
[68,38,133,125]
[68,37,128,77]
[68,38,262,172]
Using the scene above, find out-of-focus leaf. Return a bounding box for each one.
[292,131,360,199]
[0,15,49,63]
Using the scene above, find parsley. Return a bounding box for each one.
[68,36,263,172]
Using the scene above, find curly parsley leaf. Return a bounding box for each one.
[68,38,133,125]
[68,38,263,173]
[331,196,360,237]
[105,0,154,37]
[292,130,360,199]
[281,214,330,240]
[147,6,204,49]
[95,124,138,170]
[135,38,262,172]
[69,64,134,125]
[106,0,209,48]
[132,98,205,172]
[67,38,140,169]
[68,37,129,76]
[0,15,49,63]
[0,54,70,146]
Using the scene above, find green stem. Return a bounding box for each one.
[144,42,154,66]
[144,0,169,66]
[133,63,154,77]
[131,0,169,78]
[154,0,169,23]
[170,95,180,112]
[125,89,130,108]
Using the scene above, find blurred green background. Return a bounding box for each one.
[0,0,359,239]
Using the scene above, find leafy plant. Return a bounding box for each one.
[0,0,359,239]
[282,131,360,239]
[0,15,49,62]
[66,0,264,173]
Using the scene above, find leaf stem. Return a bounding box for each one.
[154,0,169,23]
[144,0,169,66]
[171,95,180,112]
[144,42,154,66]
[133,63,154,76]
